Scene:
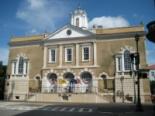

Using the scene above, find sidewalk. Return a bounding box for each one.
[97,103,155,115]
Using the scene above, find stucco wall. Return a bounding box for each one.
[7,45,43,79]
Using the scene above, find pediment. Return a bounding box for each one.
[47,25,93,39]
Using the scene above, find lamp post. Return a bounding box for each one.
[134,34,143,111]
[132,21,155,112]
[130,53,137,104]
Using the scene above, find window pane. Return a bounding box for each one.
[76,18,79,27]
[18,57,24,74]
[118,57,122,71]
[51,49,56,62]
[67,48,72,61]
[151,72,155,76]
[83,47,89,60]
[124,50,131,70]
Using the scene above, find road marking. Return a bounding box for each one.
[41,107,50,111]
[68,107,76,112]
[59,107,68,111]
[51,107,60,111]
[79,108,93,112]
[0,105,94,113]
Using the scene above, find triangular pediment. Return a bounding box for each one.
[47,25,93,39]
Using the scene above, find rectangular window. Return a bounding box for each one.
[65,48,72,62]
[51,49,56,63]
[18,57,24,74]
[82,46,90,61]
[151,72,155,77]
[49,48,56,63]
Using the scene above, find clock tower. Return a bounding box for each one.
[71,7,88,29]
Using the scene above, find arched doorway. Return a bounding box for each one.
[35,76,41,92]
[101,74,107,90]
[47,73,57,93]
[80,72,92,93]
[63,72,76,93]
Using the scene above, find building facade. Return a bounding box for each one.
[5,8,151,103]
[147,65,155,81]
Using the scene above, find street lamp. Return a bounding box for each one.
[130,53,137,104]
[131,21,155,112]
[134,34,143,111]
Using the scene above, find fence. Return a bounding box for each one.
[4,79,152,103]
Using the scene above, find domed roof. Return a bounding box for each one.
[73,6,86,15]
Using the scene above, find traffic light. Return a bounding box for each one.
[141,73,148,79]
[138,71,148,79]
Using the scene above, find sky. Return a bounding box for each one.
[0,0,155,65]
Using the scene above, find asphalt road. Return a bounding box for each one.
[0,101,154,116]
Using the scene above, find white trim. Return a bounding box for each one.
[115,55,122,72]
[11,55,29,78]
[122,53,125,72]
[115,47,136,75]
[42,65,100,70]
[11,61,16,75]
[48,48,51,63]
[23,61,26,75]
[65,47,73,62]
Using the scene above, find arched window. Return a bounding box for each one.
[63,72,74,82]
[11,56,28,76]
[48,73,57,84]
[115,49,134,74]
[18,57,24,74]
[124,50,131,70]
[76,18,79,27]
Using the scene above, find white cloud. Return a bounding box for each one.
[16,0,70,33]
[0,48,9,65]
[89,16,130,28]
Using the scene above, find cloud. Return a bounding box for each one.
[0,48,9,65]
[146,40,155,65]
[16,0,70,33]
[89,16,130,28]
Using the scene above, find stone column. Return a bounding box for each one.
[93,42,97,66]
[43,46,47,68]
[115,57,118,75]
[122,54,124,75]
[76,43,79,67]
[59,45,63,67]
[11,62,14,75]
[23,61,27,75]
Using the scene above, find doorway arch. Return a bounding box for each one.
[47,73,57,92]
[80,71,92,93]
[63,72,76,93]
